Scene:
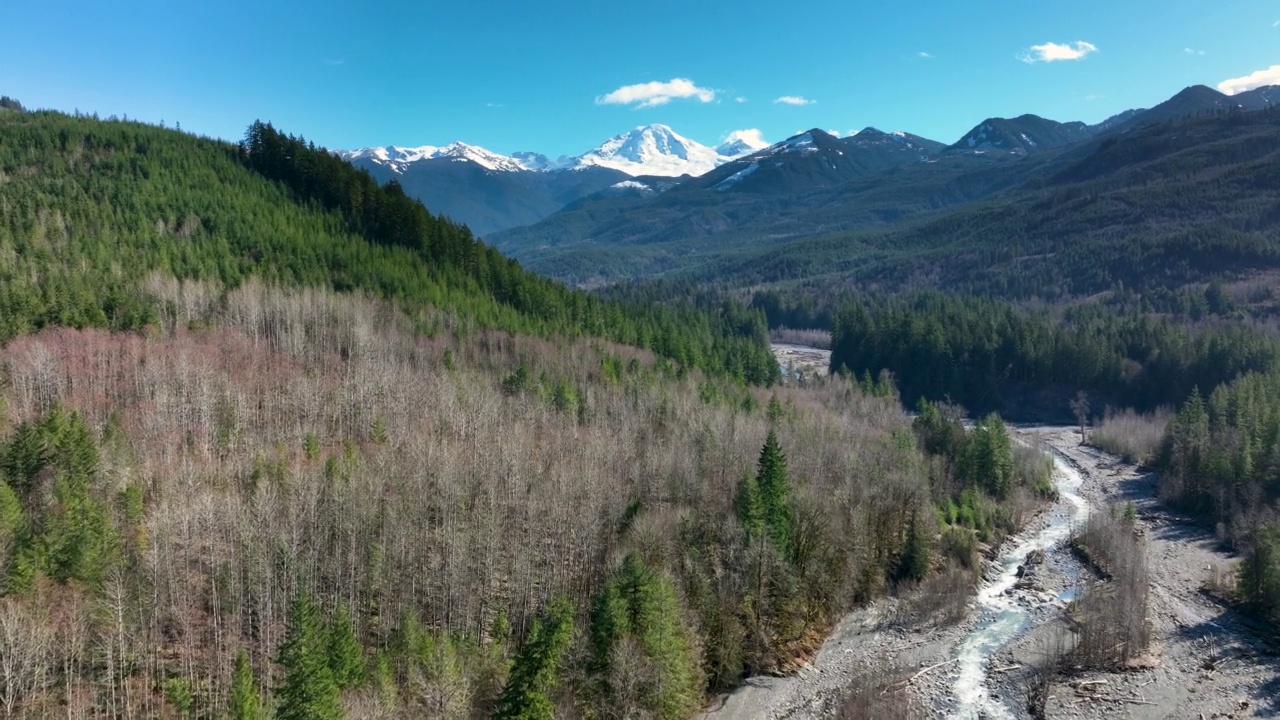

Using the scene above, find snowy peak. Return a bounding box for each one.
[433,142,528,172]
[715,129,770,158]
[573,124,721,176]
[337,142,529,173]
[570,124,768,177]
[511,151,572,171]
[761,128,845,156]
[343,125,769,179]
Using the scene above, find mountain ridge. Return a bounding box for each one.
[492,87,1280,289]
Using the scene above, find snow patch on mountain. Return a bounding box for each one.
[766,133,819,154]
[712,162,761,190]
[342,124,768,178]
[338,142,529,173]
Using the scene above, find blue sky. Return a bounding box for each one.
[2,1,1278,156]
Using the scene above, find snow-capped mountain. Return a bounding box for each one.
[336,124,771,234]
[571,124,751,177]
[715,129,770,158]
[341,124,765,179]
[510,151,571,172]
[339,142,528,172]
[690,127,945,195]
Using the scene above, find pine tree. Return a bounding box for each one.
[734,473,764,538]
[1240,526,1280,624]
[756,431,794,554]
[0,481,22,569]
[494,598,573,720]
[964,414,1015,498]
[228,649,263,720]
[587,555,704,719]
[896,510,931,582]
[276,595,342,720]
[327,606,364,691]
[766,394,784,423]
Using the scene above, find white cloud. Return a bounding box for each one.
[723,128,766,146]
[1184,47,1206,56]
[485,102,503,108]
[1085,93,1104,101]
[596,78,715,108]
[1019,41,1098,63]
[324,58,345,66]
[1218,65,1280,95]
[918,51,935,59]
[775,95,816,106]
[735,96,747,103]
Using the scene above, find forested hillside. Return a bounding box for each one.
[715,106,1280,300]
[0,110,777,385]
[0,104,1063,718]
[0,277,1055,718]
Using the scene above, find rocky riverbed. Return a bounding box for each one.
[700,428,1280,719]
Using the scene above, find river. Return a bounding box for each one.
[948,448,1091,718]
[748,344,1093,718]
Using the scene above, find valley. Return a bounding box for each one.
[702,429,1280,720]
[3,27,1280,717]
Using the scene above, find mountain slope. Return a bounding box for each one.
[711,105,1280,299]
[1104,84,1280,133]
[354,155,629,236]
[0,110,777,382]
[690,128,945,194]
[945,114,1094,155]
[0,103,963,720]
[494,87,1280,290]
[342,124,764,235]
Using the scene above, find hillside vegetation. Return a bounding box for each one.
[0,110,777,385]
[500,106,1280,303]
[0,279,1009,718]
[0,106,1059,718]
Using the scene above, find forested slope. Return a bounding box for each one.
[0,104,1066,718]
[0,278,1049,718]
[712,106,1280,300]
[0,110,777,384]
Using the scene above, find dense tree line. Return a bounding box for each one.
[829,293,1280,417]
[0,110,776,385]
[1161,374,1280,625]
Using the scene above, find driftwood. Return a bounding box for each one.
[1074,691,1157,706]
[882,658,958,694]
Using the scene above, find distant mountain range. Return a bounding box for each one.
[487,83,1280,287]
[338,125,767,235]
[337,84,1279,264]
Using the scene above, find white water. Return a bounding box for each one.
[948,451,1091,718]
